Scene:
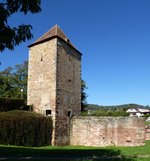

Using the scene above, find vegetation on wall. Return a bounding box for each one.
[0,110,52,146]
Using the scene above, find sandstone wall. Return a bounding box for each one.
[28,39,57,116]
[27,39,57,145]
[54,38,81,145]
[145,126,150,140]
[70,117,145,146]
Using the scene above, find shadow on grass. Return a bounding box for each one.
[0,146,135,161]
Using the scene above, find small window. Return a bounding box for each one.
[46,110,51,116]
[68,111,72,117]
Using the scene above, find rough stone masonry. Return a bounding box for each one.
[70,116,145,146]
[27,25,146,146]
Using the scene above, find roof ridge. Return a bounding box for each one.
[29,24,75,48]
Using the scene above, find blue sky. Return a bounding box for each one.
[0,0,150,106]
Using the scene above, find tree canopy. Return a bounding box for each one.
[81,79,88,111]
[0,0,41,52]
[0,61,28,99]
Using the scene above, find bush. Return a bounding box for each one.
[93,110,129,117]
[81,109,129,117]
[0,98,25,112]
[0,110,53,146]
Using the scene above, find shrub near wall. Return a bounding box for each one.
[94,110,129,117]
[0,110,52,146]
[0,98,25,111]
[81,110,129,117]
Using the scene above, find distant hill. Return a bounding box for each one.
[85,104,150,111]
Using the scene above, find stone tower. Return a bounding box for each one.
[27,25,82,145]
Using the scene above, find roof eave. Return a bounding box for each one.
[28,36,82,55]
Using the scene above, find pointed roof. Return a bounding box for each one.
[28,25,80,54]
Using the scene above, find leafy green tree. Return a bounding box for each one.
[0,0,41,52]
[0,66,14,97]
[0,61,28,99]
[13,61,28,98]
[81,79,88,112]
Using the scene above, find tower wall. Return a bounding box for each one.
[54,38,81,145]
[27,38,57,118]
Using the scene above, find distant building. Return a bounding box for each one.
[127,108,150,117]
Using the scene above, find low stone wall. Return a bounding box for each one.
[146,126,150,140]
[70,116,145,147]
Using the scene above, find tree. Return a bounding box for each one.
[0,0,41,52]
[0,61,28,99]
[0,66,15,97]
[13,61,28,98]
[81,79,88,112]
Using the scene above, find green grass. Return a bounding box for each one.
[1,141,150,161]
[110,141,150,156]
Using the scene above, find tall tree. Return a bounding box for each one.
[0,0,41,52]
[0,61,28,99]
[13,61,28,99]
[81,79,88,112]
[0,66,14,97]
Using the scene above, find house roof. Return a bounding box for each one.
[127,108,150,113]
[138,108,150,112]
[127,109,137,113]
[28,25,81,54]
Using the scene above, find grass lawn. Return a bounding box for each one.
[1,141,150,161]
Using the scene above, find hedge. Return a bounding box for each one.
[0,110,53,146]
[0,98,26,112]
